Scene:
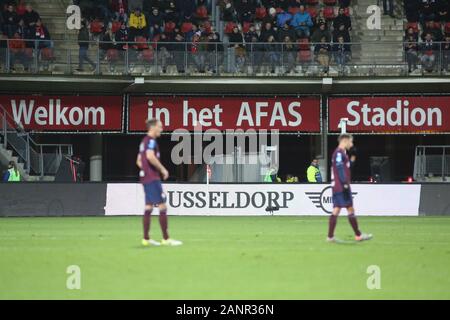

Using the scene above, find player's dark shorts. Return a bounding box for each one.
[143,180,166,205]
[332,191,353,208]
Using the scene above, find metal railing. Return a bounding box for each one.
[0,104,73,178]
[1,39,449,77]
[414,145,450,182]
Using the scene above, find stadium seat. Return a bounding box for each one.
[181,22,194,34]
[164,21,176,33]
[40,48,54,61]
[288,6,300,15]
[406,22,419,33]
[323,0,337,5]
[90,20,104,34]
[306,7,318,19]
[306,0,319,5]
[242,22,252,34]
[133,36,149,50]
[298,50,312,62]
[196,6,208,19]
[255,7,267,20]
[323,7,335,20]
[141,49,154,62]
[111,21,121,33]
[224,22,237,34]
[445,22,450,34]
[298,38,310,51]
[106,49,119,62]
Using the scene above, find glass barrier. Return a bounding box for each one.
[1,39,449,77]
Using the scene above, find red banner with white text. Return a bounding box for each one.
[0,95,123,132]
[128,96,321,132]
[329,96,450,133]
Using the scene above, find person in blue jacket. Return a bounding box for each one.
[290,5,313,38]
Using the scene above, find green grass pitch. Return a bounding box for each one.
[1,216,450,299]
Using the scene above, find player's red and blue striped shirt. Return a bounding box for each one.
[331,147,351,193]
[139,136,161,184]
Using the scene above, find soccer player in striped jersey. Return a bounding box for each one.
[327,134,373,243]
[136,119,182,247]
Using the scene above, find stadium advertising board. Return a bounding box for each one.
[105,183,421,216]
[329,96,450,133]
[128,96,321,132]
[0,95,123,132]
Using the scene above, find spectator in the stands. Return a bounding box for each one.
[442,34,450,72]
[282,35,296,72]
[177,0,196,21]
[3,4,18,37]
[278,21,296,42]
[0,32,7,69]
[244,23,258,43]
[206,31,223,74]
[147,7,163,39]
[111,0,128,24]
[9,32,28,70]
[436,0,449,21]
[34,19,51,49]
[260,21,277,42]
[405,34,419,73]
[420,0,436,24]
[237,0,254,23]
[23,4,39,32]
[333,23,351,43]
[333,35,351,72]
[339,0,351,7]
[311,21,331,43]
[404,0,420,22]
[129,7,147,41]
[264,34,280,73]
[263,7,278,27]
[221,1,235,22]
[382,0,395,17]
[129,0,144,13]
[163,1,179,24]
[276,8,292,29]
[333,7,352,32]
[115,22,129,49]
[173,32,186,73]
[422,20,443,41]
[314,36,331,74]
[405,26,419,42]
[420,32,437,72]
[290,5,313,38]
[77,20,96,72]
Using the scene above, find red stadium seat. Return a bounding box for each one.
[181,22,193,34]
[288,6,300,15]
[107,49,119,62]
[255,7,267,20]
[445,22,450,34]
[164,21,176,33]
[40,48,54,61]
[111,21,121,33]
[306,7,318,19]
[242,21,252,33]
[343,7,350,16]
[433,21,442,30]
[323,7,335,20]
[298,38,310,50]
[134,36,148,50]
[141,49,154,62]
[298,50,312,62]
[323,0,337,5]
[406,22,419,33]
[276,7,283,14]
[224,22,237,34]
[90,20,104,34]
[196,6,208,19]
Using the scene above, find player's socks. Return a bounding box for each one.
[347,214,361,237]
[159,209,169,240]
[328,214,338,238]
[143,209,152,240]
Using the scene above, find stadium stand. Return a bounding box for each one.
[1,0,450,76]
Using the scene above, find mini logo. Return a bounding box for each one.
[305,186,357,214]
